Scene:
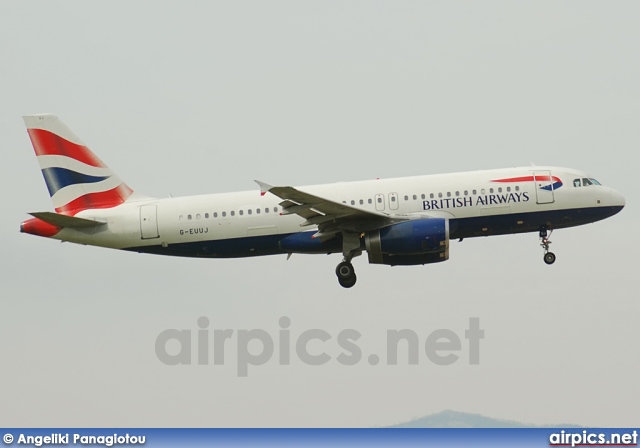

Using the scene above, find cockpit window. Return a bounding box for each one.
[574,177,603,187]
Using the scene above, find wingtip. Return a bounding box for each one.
[254,180,273,196]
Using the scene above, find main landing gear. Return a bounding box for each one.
[336,232,361,288]
[539,227,556,265]
[336,260,357,288]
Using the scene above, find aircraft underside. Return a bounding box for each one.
[124,205,623,287]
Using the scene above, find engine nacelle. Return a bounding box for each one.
[365,218,449,266]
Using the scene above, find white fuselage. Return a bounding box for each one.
[53,166,624,257]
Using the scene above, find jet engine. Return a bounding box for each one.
[365,218,449,266]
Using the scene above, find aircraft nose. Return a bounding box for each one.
[610,189,625,208]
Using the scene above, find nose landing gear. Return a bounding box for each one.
[540,227,556,265]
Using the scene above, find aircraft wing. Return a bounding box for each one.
[255,181,405,238]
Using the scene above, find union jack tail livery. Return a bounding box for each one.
[24,114,134,215]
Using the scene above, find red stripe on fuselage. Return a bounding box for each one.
[27,128,106,168]
[491,175,561,183]
[55,183,133,215]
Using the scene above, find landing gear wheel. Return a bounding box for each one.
[543,252,556,265]
[338,275,357,288]
[336,262,355,280]
[336,261,357,288]
[539,227,556,265]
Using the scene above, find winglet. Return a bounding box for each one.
[254,180,273,197]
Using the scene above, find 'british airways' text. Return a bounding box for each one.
[423,192,530,210]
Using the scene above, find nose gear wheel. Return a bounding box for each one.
[539,227,556,265]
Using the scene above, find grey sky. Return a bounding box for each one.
[1,1,638,427]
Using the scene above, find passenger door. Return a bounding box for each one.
[140,204,160,239]
[533,171,555,204]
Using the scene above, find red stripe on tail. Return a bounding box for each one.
[20,218,61,238]
[55,183,134,215]
[27,128,106,168]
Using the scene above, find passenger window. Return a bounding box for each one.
[464,190,468,196]
[497,188,502,193]
[351,200,355,205]
[205,213,209,219]
[256,208,261,214]
[188,214,192,220]
[481,189,486,194]
[391,196,396,202]
[239,210,244,216]
[472,189,477,195]
[506,187,511,192]
[455,191,460,197]
[196,214,201,220]
[368,198,373,204]
[248,209,252,215]
[179,215,184,221]
[438,193,443,198]
[489,188,494,194]
[214,212,218,218]
[230,211,235,216]
[274,207,278,212]
[265,208,269,213]
[430,193,434,199]
[421,194,425,200]
[515,186,520,191]
[222,212,226,217]
[359,199,364,205]
[446,192,451,197]
[404,195,409,201]
[377,197,382,203]
[573,179,581,187]
[411,194,416,200]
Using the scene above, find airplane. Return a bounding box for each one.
[20,114,625,288]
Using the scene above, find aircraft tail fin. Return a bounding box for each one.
[23,114,135,215]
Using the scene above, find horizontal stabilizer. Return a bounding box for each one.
[29,212,106,228]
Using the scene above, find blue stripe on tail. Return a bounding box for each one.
[41,167,110,196]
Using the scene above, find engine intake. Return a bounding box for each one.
[365,218,449,266]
